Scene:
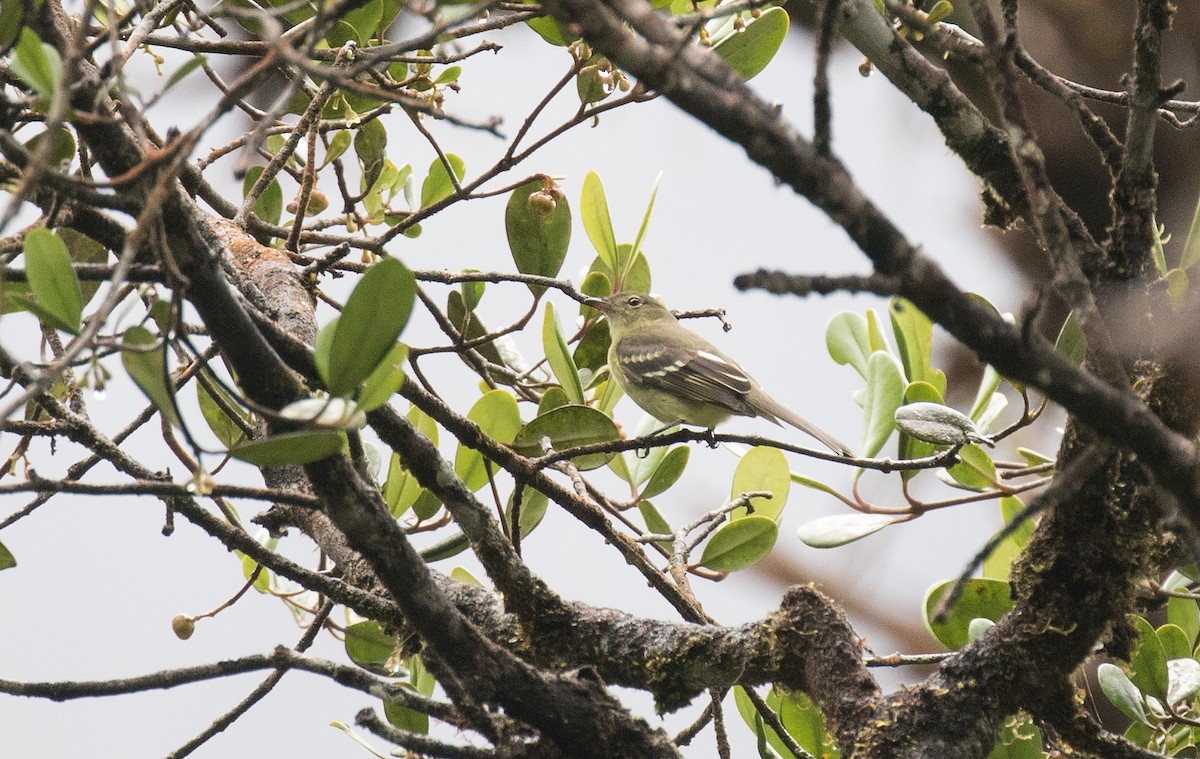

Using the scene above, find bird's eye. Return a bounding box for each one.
[627,296,642,307]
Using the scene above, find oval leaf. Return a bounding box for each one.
[197,375,250,448]
[344,620,401,676]
[641,446,690,499]
[712,8,789,80]
[357,342,408,412]
[1130,615,1169,699]
[889,297,946,396]
[580,172,617,269]
[826,312,871,377]
[923,578,1014,651]
[730,445,790,521]
[699,515,778,572]
[1098,663,1150,725]
[420,153,466,208]
[230,430,345,466]
[797,512,896,548]
[323,258,416,396]
[121,326,180,427]
[861,351,906,458]
[506,178,571,296]
[513,405,619,470]
[23,228,82,333]
[542,301,584,404]
[454,390,522,491]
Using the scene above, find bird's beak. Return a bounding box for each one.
[583,296,611,312]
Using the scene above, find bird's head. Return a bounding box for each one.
[583,292,676,337]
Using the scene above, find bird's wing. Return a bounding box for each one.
[613,331,754,414]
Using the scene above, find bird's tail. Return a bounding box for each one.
[754,394,854,457]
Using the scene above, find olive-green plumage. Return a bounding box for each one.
[586,292,852,456]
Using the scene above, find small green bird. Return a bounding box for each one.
[585,292,852,456]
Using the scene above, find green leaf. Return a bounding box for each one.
[57,228,106,306]
[889,297,946,395]
[1098,663,1150,726]
[0,0,38,48]
[734,687,791,759]
[505,178,571,296]
[1054,311,1085,365]
[421,530,468,561]
[773,688,839,759]
[946,443,997,491]
[323,130,352,168]
[164,55,207,93]
[384,693,428,734]
[240,166,283,227]
[538,386,570,416]
[969,365,1002,422]
[11,28,61,99]
[865,308,890,353]
[460,278,485,312]
[826,312,871,377]
[23,228,82,333]
[712,8,789,80]
[730,446,790,521]
[638,500,673,549]
[1168,594,1200,649]
[1158,623,1192,663]
[24,125,75,172]
[860,351,905,459]
[641,446,690,499]
[923,578,1014,650]
[981,496,1035,580]
[383,406,438,517]
[513,405,620,470]
[624,415,675,486]
[420,153,466,208]
[506,485,550,539]
[344,620,400,676]
[449,567,481,585]
[447,290,505,366]
[0,539,16,570]
[699,515,778,572]
[526,16,574,45]
[326,0,384,45]
[572,315,611,372]
[454,390,522,491]
[354,118,388,191]
[789,470,841,498]
[926,0,954,24]
[1180,181,1200,271]
[356,342,408,412]
[196,374,250,448]
[541,301,585,404]
[629,173,661,266]
[581,172,618,269]
[230,429,345,466]
[433,65,461,85]
[322,258,416,396]
[797,513,897,548]
[121,326,180,427]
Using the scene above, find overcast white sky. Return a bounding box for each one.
[0,12,1045,758]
